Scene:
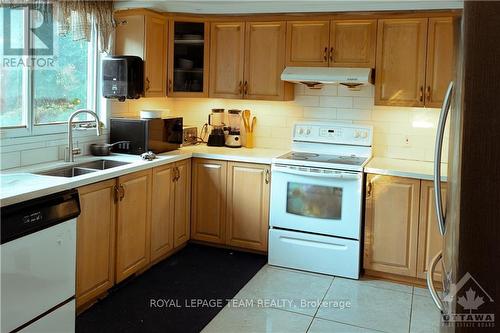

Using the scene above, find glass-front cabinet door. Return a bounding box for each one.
[168,19,209,97]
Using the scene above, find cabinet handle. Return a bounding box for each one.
[244,81,248,95]
[323,47,328,62]
[114,185,120,203]
[238,81,243,96]
[174,167,180,182]
[119,184,125,201]
[329,47,334,62]
[426,86,431,102]
[265,169,270,184]
[168,79,172,93]
[145,77,150,92]
[366,181,372,197]
[419,86,424,102]
[171,167,177,182]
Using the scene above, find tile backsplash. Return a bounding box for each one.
[0,130,107,170]
[112,84,449,163]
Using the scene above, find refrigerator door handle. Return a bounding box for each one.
[434,81,454,236]
[427,251,445,312]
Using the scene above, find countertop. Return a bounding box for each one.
[0,145,287,207]
[364,157,448,181]
[180,145,287,164]
[1,145,448,207]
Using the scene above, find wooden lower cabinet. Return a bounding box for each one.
[76,160,191,309]
[364,174,421,277]
[76,180,116,308]
[191,158,271,252]
[416,180,447,281]
[226,162,270,251]
[115,169,152,283]
[150,159,191,261]
[191,159,227,243]
[174,159,191,247]
[150,164,175,262]
[364,175,447,283]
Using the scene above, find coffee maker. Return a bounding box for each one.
[207,109,225,146]
[225,109,242,148]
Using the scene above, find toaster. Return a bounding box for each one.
[182,126,198,146]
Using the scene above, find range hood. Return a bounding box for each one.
[280,66,373,88]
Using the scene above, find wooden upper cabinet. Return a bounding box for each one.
[115,169,152,283]
[191,159,227,244]
[286,21,330,66]
[174,160,191,248]
[168,19,209,97]
[226,162,270,252]
[114,13,167,97]
[330,20,377,68]
[144,16,167,96]
[76,180,116,308]
[364,174,421,277]
[150,164,175,262]
[417,180,447,281]
[209,22,245,98]
[375,18,428,107]
[425,17,454,107]
[244,21,293,101]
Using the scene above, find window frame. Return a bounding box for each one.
[0,6,100,138]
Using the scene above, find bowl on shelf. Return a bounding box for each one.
[178,58,194,69]
[182,34,203,40]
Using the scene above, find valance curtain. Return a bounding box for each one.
[2,0,115,52]
[54,0,115,53]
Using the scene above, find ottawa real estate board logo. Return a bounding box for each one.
[442,272,495,328]
[2,3,56,68]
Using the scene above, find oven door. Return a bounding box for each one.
[270,164,363,240]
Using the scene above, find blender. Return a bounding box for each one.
[207,108,225,146]
[225,109,242,148]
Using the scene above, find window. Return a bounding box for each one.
[0,6,97,135]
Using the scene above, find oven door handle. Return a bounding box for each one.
[272,165,361,180]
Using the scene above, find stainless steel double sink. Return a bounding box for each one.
[36,160,131,178]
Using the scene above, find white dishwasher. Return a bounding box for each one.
[1,189,80,333]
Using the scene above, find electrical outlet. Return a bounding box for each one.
[404,135,411,146]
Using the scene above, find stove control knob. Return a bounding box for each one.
[305,128,311,135]
[354,131,360,138]
[361,131,368,139]
[298,128,304,135]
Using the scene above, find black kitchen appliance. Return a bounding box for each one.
[102,56,143,101]
[110,117,183,155]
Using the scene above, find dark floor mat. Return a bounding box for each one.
[76,244,267,333]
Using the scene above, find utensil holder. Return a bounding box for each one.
[245,133,254,148]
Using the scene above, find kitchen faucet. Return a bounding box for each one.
[66,109,102,162]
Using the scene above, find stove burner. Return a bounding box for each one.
[279,151,367,167]
[291,152,319,159]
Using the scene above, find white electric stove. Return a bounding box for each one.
[268,121,373,279]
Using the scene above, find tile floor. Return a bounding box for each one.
[202,265,442,333]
